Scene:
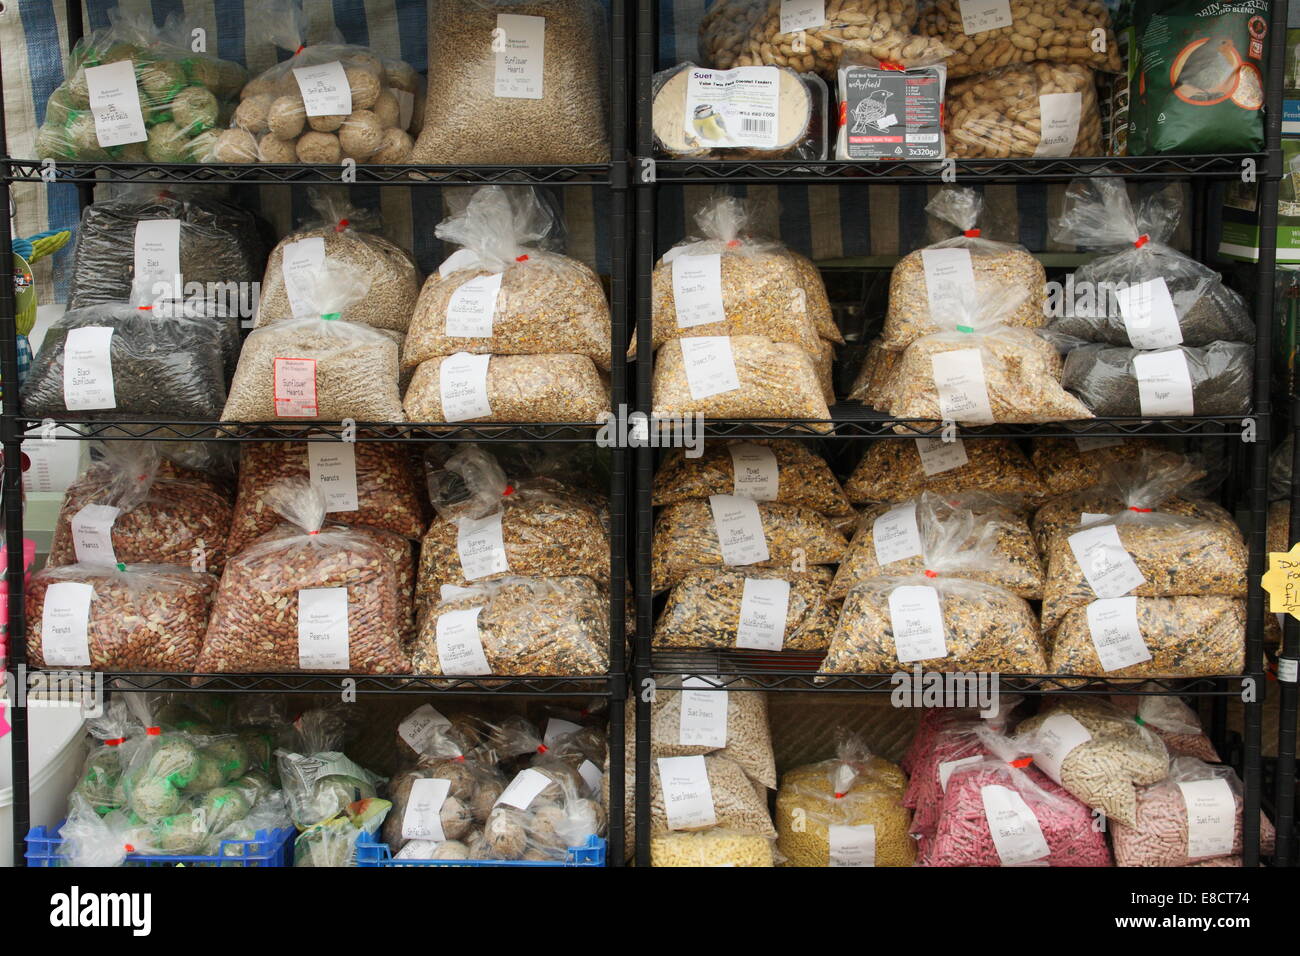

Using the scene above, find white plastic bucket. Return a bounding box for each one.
[0,704,87,867]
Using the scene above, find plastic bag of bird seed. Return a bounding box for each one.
[1128,0,1271,155]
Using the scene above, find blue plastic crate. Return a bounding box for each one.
[354,834,606,867]
[26,820,296,867]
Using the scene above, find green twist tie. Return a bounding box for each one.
[1134,715,1145,726]
[956,324,974,333]
[116,562,127,572]
[321,312,341,321]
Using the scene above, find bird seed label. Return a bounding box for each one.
[40,581,94,668]
[938,755,984,793]
[297,587,350,670]
[679,676,729,748]
[1067,524,1147,599]
[1031,713,1094,785]
[544,717,582,748]
[444,272,503,338]
[888,584,947,663]
[829,824,876,867]
[959,0,1014,34]
[579,759,602,793]
[841,66,944,160]
[931,348,995,425]
[914,436,968,475]
[981,784,1051,866]
[435,606,491,676]
[402,777,452,842]
[307,441,360,513]
[729,442,779,500]
[1034,92,1083,158]
[873,501,923,566]
[1116,277,1183,349]
[439,352,494,422]
[684,67,781,149]
[494,14,546,100]
[680,336,741,399]
[133,220,182,304]
[63,326,117,411]
[780,0,826,34]
[920,248,978,327]
[1085,595,1153,672]
[497,767,553,811]
[281,237,327,318]
[658,755,718,830]
[85,60,146,147]
[273,358,318,418]
[736,576,791,650]
[1178,778,1236,859]
[293,61,352,117]
[1133,350,1195,416]
[709,494,770,567]
[456,512,510,580]
[671,253,726,329]
[398,703,452,753]
[71,503,121,566]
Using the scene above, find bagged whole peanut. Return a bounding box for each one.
[945,61,1101,158]
[844,437,1047,504]
[403,353,609,424]
[196,480,409,674]
[403,186,610,370]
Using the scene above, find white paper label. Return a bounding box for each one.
[915,436,968,476]
[959,0,1014,33]
[1178,778,1236,859]
[544,717,582,748]
[1032,713,1094,785]
[921,248,977,320]
[829,824,876,867]
[680,337,742,400]
[735,577,791,650]
[398,704,452,754]
[1117,278,1183,349]
[21,430,81,493]
[85,60,146,147]
[684,66,782,149]
[395,89,415,131]
[438,249,482,278]
[439,352,494,423]
[679,677,729,748]
[63,326,116,411]
[1085,596,1153,672]
[708,494,770,566]
[445,272,503,338]
[579,759,602,793]
[873,501,923,566]
[70,503,120,566]
[402,777,452,842]
[672,254,726,329]
[281,237,327,318]
[40,581,94,667]
[494,14,546,99]
[981,784,1051,866]
[456,512,510,581]
[293,61,352,116]
[931,348,995,425]
[435,606,491,676]
[780,0,826,33]
[888,585,947,663]
[1074,435,1125,452]
[1068,524,1147,599]
[133,220,182,303]
[273,358,317,418]
[730,443,779,501]
[938,755,983,793]
[307,442,359,513]
[1033,92,1083,158]
[496,767,553,810]
[658,755,717,830]
[297,587,350,670]
[1134,350,1195,417]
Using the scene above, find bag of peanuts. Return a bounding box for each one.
[1111,757,1275,867]
[255,193,420,332]
[48,443,234,574]
[775,734,915,867]
[916,0,1122,79]
[1048,178,1254,347]
[222,258,406,422]
[26,562,218,672]
[945,61,1100,158]
[205,0,419,164]
[830,491,1044,600]
[196,480,410,674]
[403,186,610,371]
[843,437,1047,504]
[882,187,1047,351]
[1017,697,1170,827]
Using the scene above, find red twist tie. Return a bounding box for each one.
[879,60,904,71]
[726,239,741,248]
[454,755,465,762]
[503,484,515,496]
[137,305,153,312]
[295,45,306,55]
[1134,234,1150,248]
[924,569,938,578]
[838,101,848,128]
[516,254,529,262]
[308,530,320,535]
[1129,506,1153,513]
[834,792,846,799]
[963,228,981,238]
[1010,757,1033,768]
[124,844,135,853]
[537,744,548,754]
[105,737,126,747]
[335,219,350,233]
[146,726,161,736]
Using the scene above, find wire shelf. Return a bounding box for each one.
[42,670,619,696]
[17,418,606,443]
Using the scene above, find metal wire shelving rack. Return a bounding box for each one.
[0,0,632,865]
[632,0,1293,866]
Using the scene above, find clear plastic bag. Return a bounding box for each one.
[277,748,384,831]
[775,735,914,867]
[945,61,1101,158]
[651,498,848,592]
[477,765,606,861]
[652,439,853,516]
[1109,693,1220,763]
[628,753,777,840]
[882,188,1047,351]
[255,193,419,331]
[844,437,1046,505]
[650,828,775,866]
[70,700,144,816]
[904,712,1020,839]
[1060,341,1254,418]
[403,352,609,423]
[197,480,409,674]
[382,757,499,853]
[411,0,610,165]
[47,443,234,572]
[848,337,905,407]
[222,259,406,422]
[403,186,611,370]
[1029,436,1166,497]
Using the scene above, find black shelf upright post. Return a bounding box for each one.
[1276,395,1300,867]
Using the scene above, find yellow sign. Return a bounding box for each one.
[1261,543,1300,620]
